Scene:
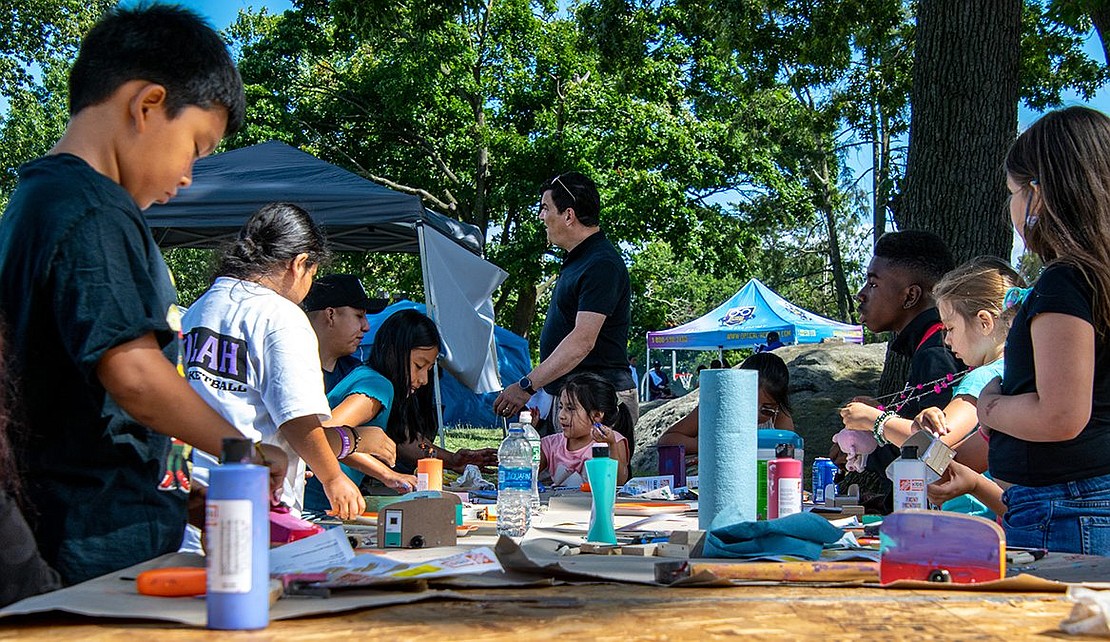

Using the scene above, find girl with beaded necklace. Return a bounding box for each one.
[930,107,1110,554]
[837,257,1024,477]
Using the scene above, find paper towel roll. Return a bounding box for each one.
[698,368,758,529]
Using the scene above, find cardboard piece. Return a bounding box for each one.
[0,553,471,626]
[826,484,861,508]
[900,431,956,479]
[657,560,880,584]
[377,495,461,549]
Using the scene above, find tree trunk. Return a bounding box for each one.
[824,204,852,321]
[473,113,489,234]
[897,0,1021,263]
[1090,3,1110,64]
[511,281,538,341]
[871,103,885,246]
[868,52,887,247]
[815,157,852,321]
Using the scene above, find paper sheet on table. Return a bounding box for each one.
[616,512,700,532]
[531,499,700,536]
[551,466,583,488]
[270,525,355,574]
[322,547,503,588]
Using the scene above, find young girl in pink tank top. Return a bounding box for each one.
[540,373,634,486]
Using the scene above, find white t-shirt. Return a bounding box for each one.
[182,277,331,514]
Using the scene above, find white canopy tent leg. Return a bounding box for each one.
[417,223,448,449]
[644,340,650,402]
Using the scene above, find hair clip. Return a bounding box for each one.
[1003,286,1032,311]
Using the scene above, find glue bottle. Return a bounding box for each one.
[766,443,802,519]
[891,445,928,511]
[206,438,269,630]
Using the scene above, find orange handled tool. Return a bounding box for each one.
[136,567,207,597]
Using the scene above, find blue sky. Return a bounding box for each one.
[126,0,293,27]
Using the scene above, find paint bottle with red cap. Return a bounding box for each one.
[767,443,802,519]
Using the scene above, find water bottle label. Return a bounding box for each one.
[498,466,532,491]
[531,445,541,465]
[205,499,252,593]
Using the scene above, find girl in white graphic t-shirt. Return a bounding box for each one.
[183,202,394,520]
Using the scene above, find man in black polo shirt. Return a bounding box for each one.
[838,231,960,510]
[493,172,638,429]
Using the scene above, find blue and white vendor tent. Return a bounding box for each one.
[647,278,863,351]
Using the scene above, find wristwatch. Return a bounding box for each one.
[518,376,537,395]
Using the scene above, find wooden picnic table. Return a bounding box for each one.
[0,582,1075,640]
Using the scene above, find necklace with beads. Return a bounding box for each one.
[875,368,973,414]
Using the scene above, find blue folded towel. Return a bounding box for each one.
[703,512,844,560]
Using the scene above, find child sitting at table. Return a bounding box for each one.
[930,107,1110,554]
[658,352,795,459]
[837,256,1024,474]
[540,373,634,486]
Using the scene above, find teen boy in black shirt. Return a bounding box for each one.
[839,231,960,509]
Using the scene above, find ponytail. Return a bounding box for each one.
[216,202,330,281]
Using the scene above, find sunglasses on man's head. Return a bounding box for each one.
[551,174,577,207]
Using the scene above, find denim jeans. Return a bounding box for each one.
[1002,471,1110,555]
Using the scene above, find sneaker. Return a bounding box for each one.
[176,470,191,493]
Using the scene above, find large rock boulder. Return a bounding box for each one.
[631,342,887,475]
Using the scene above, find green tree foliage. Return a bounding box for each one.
[1,0,1105,357]
[627,240,743,359]
[227,0,779,346]
[0,1,113,204]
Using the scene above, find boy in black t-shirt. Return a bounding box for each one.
[0,6,286,585]
[838,231,959,511]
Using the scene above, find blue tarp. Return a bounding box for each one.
[354,301,531,429]
[647,278,863,351]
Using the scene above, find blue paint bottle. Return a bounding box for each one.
[206,438,269,630]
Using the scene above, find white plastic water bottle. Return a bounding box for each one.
[497,426,532,536]
[519,410,542,515]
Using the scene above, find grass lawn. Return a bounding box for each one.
[442,425,504,452]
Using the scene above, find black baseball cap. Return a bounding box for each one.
[303,274,388,313]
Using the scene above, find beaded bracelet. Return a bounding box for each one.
[349,426,362,455]
[873,410,897,447]
[328,425,353,459]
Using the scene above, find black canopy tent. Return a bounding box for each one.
[144,140,483,255]
[144,141,494,444]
